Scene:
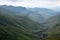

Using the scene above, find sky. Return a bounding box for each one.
[0,0,60,8]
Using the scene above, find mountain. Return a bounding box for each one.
[0,7,47,40]
[52,7,60,12]
[0,5,59,23]
[1,5,60,40]
[0,7,45,32]
[29,8,59,19]
[43,14,60,40]
[44,14,60,28]
[0,5,44,23]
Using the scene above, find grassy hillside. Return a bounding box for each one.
[43,14,60,40]
[0,10,43,40]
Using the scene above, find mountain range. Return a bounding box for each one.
[0,5,59,23]
[0,5,60,40]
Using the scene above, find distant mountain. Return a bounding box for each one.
[52,7,60,12]
[0,5,44,23]
[43,14,60,40]
[29,8,59,19]
[0,9,43,40]
[0,5,59,23]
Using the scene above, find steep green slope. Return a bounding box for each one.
[43,14,60,40]
[0,11,42,40]
[0,24,40,40]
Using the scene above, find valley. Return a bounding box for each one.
[0,5,60,40]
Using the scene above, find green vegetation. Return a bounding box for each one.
[0,5,60,40]
[43,14,60,40]
[44,34,60,40]
[0,10,42,40]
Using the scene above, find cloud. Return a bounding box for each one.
[9,0,17,1]
[10,0,21,1]
[0,0,60,8]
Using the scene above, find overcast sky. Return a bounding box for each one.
[0,0,60,8]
